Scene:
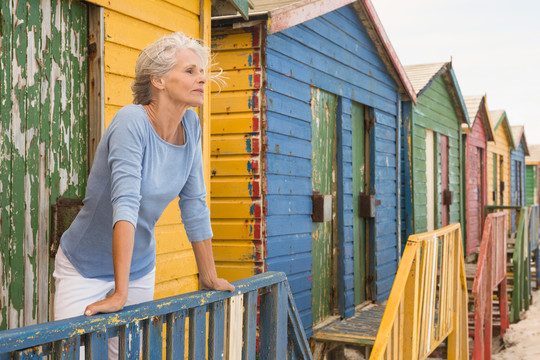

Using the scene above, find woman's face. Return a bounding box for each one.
[158,48,206,107]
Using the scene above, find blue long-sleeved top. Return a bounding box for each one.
[60,104,212,281]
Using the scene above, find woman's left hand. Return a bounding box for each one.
[200,277,235,292]
[191,239,236,293]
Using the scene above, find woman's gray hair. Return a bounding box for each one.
[131,32,210,105]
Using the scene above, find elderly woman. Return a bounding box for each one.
[53,32,233,356]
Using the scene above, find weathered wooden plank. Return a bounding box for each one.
[211,113,260,135]
[212,30,258,51]
[259,282,288,360]
[17,348,45,360]
[211,156,259,176]
[85,330,107,360]
[208,300,224,360]
[188,306,206,360]
[104,73,133,107]
[352,102,366,305]
[215,265,258,282]
[212,220,261,240]
[118,322,141,360]
[211,69,260,92]
[88,5,104,169]
[143,316,163,360]
[10,0,29,330]
[154,226,189,253]
[265,50,396,115]
[242,291,257,360]
[212,241,261,262]
[210,177,259,198]
[211,135,260,155]
[154,275,198,300]
[87,0,199,34]
[155,252,197,283]
[310,87,337,325]
[210,200,261,219]
[0,0,14,332]
[165,310,186,360]
[265,195,311,216]
[280,19,395,88]
[103,9,196,51]
[24,0,42,328]
[224,295,243,359]
[211,90,259,114]
[54,337,80,360]
[213,49,259,71]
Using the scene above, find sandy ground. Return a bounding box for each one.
[492,289,540,360]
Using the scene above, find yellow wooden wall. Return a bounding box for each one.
[86,0,211,299]
[487,118,512,227]
[210,27,264,281]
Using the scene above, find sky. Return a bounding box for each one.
[370,0,540,146]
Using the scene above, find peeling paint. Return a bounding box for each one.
[1,0,89,330]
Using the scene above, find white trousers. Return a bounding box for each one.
[53,247,155,359]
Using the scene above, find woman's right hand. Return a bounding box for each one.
[84,291,128,316]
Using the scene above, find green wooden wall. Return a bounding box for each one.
[410,76,462,235]
[0,0,88,330]
[526,165,537,205]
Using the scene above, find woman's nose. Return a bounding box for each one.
[199,72,207,84]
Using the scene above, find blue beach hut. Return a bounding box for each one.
[210,0,416,335]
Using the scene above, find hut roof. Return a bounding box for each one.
[489,110,516,151]
[404,62,469,125]
[213,0,417,104]
[462,94,495,141]
[526,144,540,165]
[511,125,530,156]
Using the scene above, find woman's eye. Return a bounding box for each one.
[186,69,193,74]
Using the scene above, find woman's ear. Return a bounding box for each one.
[150,75,165,91]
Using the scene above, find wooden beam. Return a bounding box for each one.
[88,5,104,171]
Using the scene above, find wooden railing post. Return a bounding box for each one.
[85,330,107,360]
[54,337,80,360]
[242,291,257,359]
[259,282,287,360]
[188,306,207,360]
[402,244,420,360]
[165,311,186,360]
[208,300,225,360]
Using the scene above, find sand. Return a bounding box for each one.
[492,289,540,360]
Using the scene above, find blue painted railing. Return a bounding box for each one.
[0,272,313,360]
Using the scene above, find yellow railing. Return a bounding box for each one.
[370,223,469,360]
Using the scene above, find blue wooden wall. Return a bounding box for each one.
[263,4,400,333]
[511,140,526,232]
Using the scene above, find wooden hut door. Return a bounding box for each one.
[0,0,89,330]
[311,88,337,325]
[352,103,367,305]
[441,135,449,226]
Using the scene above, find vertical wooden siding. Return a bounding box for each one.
[510,142,526,232]
[210,27,264,281]
[0,0,88,330]
[465,117,488,255]
[310,88,337,326]
[264,4,400,331]
[408,76,462,236]
[526,165,538,205]
[487,122,511,230]
[85,0,210,299]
